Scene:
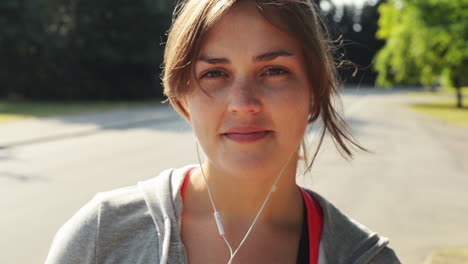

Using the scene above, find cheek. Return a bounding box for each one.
[264,78,311,112]
[265,81,310,137]
[186,97,223,138]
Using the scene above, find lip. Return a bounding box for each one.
[222,126,272,143]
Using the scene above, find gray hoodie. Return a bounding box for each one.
[45,165,400,264]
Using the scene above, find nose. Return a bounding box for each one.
[227,78,262,115]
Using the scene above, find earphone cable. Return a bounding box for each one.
[195,142,234,256]
[195,141,294,264]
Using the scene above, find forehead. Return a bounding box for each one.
[198,1,303,57]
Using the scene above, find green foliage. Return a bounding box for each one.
[0,0,50,97]
[323,0,387,84]
[375,0,468,89]
[65,0,172,99]
[0,0,173,100]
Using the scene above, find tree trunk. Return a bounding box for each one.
[456,86,463,108]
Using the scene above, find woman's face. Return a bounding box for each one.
[183,1,311,179]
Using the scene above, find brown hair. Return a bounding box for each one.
[162,0,366,171]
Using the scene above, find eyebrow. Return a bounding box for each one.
[197,49,294,64]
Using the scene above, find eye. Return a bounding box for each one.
[201,70,228,79]
[262,67,290,77]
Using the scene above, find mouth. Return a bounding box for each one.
[222,127,272,143]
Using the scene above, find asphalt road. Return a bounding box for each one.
[0,88,467,264]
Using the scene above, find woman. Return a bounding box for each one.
[46,0,400,263]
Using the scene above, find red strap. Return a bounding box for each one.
[180,168,196,200]
[181,171,323,264]
[300,188,323,264]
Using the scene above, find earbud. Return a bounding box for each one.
[195,141,295,264]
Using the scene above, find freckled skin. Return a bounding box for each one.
[183,1,312,182]
[180,2,311,263]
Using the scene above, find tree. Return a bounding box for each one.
[321,0,387,85]
[375,0,468,108]
[0,0,175,100]
[0,0,50,98]
[67,0,172,99]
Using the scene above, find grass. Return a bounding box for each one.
[0,100,161,124]
[425,248,468,264]
[407,87,468,98]
[408,88,468,128]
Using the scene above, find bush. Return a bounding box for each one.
[66,0,172,99]
[0,0,49,98]
[0,0,173,100]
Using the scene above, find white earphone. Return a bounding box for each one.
[195,141,295,264]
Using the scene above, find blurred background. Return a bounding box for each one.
[0,0,467,263]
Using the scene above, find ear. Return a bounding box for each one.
[178,96,191,123]
[307,95,319,123]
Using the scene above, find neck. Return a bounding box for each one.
[189,155,303,227]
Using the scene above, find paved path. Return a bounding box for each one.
[0,105,176,148]
[0,88,467,263]
[299,89,468,264]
